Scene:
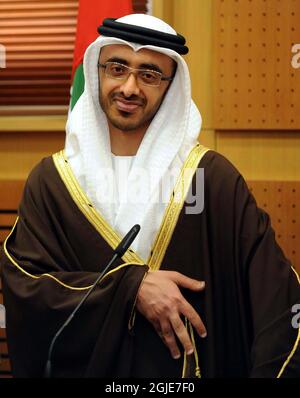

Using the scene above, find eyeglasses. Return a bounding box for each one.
[97,61,173,87]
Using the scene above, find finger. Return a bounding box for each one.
[160,321,181,360]
[153,321,163,338]
[170,271,205,292]
[180,300,207,338]
[170,314,194,356]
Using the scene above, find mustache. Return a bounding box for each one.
[111,93,145,106]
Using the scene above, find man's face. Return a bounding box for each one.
[98,44,175,132]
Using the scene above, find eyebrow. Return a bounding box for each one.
[106,57,128,65]
[105,57,163,74]
[140,63,163,74]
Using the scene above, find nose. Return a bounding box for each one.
[119,73,140,98]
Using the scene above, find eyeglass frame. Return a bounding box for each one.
[97,61,174,87]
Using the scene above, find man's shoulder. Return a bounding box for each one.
[196,148,252,210]
[199,148,242,181]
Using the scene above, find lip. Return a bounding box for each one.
[114,99,142,113]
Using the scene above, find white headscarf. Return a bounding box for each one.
[65,14,202,261]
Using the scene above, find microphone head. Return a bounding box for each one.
[132,224,141,234]
[114,224,141,257]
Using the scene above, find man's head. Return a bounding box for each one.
[98,44,176,132]
[66,13,201,166]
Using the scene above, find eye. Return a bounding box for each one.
[108,63,127,76]
[140,71,159,84]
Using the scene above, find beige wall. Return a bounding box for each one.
[0,117,65,180]
[0,129,64,180]
[153,0,300,181]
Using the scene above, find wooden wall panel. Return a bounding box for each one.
[216,130,300,181]
[213,0,300,129]
[248,181,299,272]
[0,131,65,180]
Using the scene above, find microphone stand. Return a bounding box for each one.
[44,224,140,378]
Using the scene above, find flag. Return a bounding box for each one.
[70,0,133,110]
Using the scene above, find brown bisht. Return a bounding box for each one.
[0,144,299,378]
[0,155,148,378]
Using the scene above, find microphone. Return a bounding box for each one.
[44,224,140,378]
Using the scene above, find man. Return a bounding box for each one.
[0,14,299,378]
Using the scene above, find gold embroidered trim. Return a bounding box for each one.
[181,318,202,378]
[188,321,201,378]
[181,318,189,378]
[276,327,300,378]
[291,266,300,284]
[148,144,210,271]
[53,151,144,265]
[128,270,149,330]
[276,266,300,377]
[53,145,209,271]
[4,218,140,292]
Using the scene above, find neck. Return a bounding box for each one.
[109,123,148,156]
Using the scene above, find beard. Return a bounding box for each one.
[99,90,164,132]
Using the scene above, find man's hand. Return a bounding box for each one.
[136,270,206,359]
